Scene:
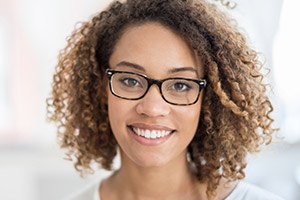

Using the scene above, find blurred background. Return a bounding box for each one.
[0,0,299,199]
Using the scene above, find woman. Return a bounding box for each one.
[47,0,283,199]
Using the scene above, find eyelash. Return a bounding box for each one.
[119,77,142,87]
[169,82,192,92]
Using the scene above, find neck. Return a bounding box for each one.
[110,150,206,200]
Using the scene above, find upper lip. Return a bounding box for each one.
[128,123,175,131]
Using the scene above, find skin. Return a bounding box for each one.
[101,22,236,200]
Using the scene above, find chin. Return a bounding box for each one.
[131,154,171,168]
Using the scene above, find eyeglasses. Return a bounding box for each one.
[105,69,207,106]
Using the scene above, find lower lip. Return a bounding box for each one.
[127,126,175,146]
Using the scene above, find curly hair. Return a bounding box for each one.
[47,0,276,198]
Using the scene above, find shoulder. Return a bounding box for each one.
[62,180,101,200]
[225,181,285,200]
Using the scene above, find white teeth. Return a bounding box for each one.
[157,131,161,138]
[145,130,151,138]
[150,130,156,139]
[132,127,172,139]
[141,129,145,136]
[137,129,141,136]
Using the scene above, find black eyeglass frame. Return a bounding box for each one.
[105,69,207,106]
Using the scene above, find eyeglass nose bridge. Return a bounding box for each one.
[140,78,165,100]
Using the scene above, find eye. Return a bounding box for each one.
[120,77,142,87]
[171,82,192,92]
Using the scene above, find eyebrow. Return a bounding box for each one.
[115,61,198,75]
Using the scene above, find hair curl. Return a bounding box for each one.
[47,0,277,198]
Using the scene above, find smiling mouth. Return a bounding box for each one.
[128,125,175,139]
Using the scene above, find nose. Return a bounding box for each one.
[136,85,171,117]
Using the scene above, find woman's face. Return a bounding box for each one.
[108,22,204,167]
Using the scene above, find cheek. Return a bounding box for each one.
[108,93,135,137]
[176,102,201,135]
[108,94,125,128]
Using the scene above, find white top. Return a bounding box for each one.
[63,180,284,200]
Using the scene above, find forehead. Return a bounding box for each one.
[109,22,204,76]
